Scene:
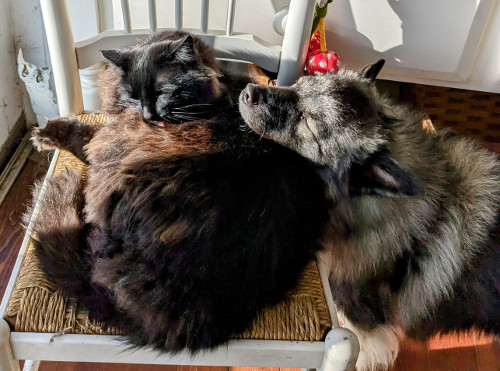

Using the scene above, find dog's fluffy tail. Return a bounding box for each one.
[24,169,119,321]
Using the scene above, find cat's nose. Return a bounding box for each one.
[242,84,261,105]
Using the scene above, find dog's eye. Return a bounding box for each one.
[300,113,307,121]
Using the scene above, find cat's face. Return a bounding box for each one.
[102,33,224,125]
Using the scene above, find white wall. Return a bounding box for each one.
[0,0,25,149]
[10,0,52,125]
[325,0,500,93]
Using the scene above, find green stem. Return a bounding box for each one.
[311,0,334,36]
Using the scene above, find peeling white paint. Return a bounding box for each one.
[10,0,51,126]
[0,0,24,149]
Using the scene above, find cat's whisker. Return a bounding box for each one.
[176,103,215,108]
[258,126,267,141]
[171,108,199,113]
[171,114,198,122]
[172,109,211,115]
[172,110,212,116]
[169,110,198,117]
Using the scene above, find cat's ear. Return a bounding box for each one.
[168,35,196,63]
[360,59,385,82]
[348,149,421,197]
[101,49,131,71]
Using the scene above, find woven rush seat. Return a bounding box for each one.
[3,112,332,342]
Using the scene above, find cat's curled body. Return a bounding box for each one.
[29,31,329,351]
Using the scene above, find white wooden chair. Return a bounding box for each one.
[0,1,360,370]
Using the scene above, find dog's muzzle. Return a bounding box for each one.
[241,83,264,106]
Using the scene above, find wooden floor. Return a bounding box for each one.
[0,152,499,371]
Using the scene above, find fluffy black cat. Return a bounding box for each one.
[29,30,329,351]
[98,30,249,126]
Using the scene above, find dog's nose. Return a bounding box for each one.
[243,84,260,105]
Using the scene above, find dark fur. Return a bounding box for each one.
[24,170,122,322]
[28,31,329,351]
[239,61,500,369]
[99,30,245,124]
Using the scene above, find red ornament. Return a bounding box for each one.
[306,50,341,74]
[306,30,341,75]
[308,31,322,53]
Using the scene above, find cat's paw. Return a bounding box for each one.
[31,127,57,152]
[31,117,72,152]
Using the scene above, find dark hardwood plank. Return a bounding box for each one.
[391,338,430,371]
[179,367,228,371]
[38,362,181,371]
[0,154,48,300]
[426,333,479,371]
[475,343,500,371]
[428,346,480,371]
[231,367,278,371]
[474,333,500,371]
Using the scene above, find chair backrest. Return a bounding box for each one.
[40,0,315,116]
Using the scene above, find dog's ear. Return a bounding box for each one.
[360,59,385,82]
[348,149,421,197]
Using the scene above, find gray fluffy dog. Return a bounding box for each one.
[239,60,500,371]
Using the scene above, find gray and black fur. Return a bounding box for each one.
[239,61,500,370]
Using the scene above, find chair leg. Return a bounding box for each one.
[277,0,316,86]
[22,361,40,371]
[320,327,360,371]
[0,318,20,371]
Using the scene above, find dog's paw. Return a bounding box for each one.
[337,311,404,371]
